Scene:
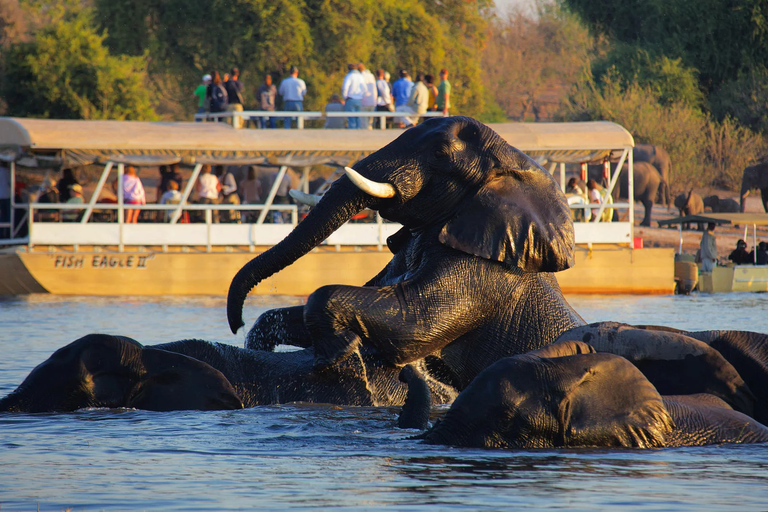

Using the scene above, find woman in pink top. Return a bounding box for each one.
[113,166,146,223]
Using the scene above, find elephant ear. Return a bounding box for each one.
[439,158,574,272]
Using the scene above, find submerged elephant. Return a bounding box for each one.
[230,116,583,389]
[0,334,460,412]
[0,117,585,412]
[398,341,768,448]
[633,144,671,207]
[740,161,768,212]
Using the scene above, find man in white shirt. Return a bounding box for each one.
[359,63,377,130]
[278,66,306,129]
[402,74,429,127]
[341,63,365,129]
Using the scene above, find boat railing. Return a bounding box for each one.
[18,201,401,252]
[193,110,447,129]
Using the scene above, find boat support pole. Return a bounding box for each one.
[81,161,113,223]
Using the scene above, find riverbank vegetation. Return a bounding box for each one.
[1,0,766,192]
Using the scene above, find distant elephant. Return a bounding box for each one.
[703,194,740,213]
[398,341,768,448]
[673,190,705,230]
[230,116,584,389]
[614,161,662,227]
[0,334,459,413]
[740,161,768,212]
[634,144,671,207]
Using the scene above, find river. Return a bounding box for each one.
[1,293,767,511]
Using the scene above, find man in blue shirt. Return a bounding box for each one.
[391,70,413,108]
[278,66,307,129]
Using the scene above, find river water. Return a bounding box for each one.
[1,293,767,511]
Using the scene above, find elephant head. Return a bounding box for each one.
[740,162,768,212]
[400,341,673,449]
[227,117,576,368]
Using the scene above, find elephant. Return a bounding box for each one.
[740,162,768,212]
[397,340,768,448]
[703,194,740,213]
[229,116,584,390]
[0,117,586,412]
[0,333,460,412]
[614,161,663,227]
[633,144,671,207]
[673,190,705,230]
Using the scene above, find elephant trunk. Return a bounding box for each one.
[227,178,373,333]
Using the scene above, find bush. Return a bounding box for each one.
[703,116,766,191]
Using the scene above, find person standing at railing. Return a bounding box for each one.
[425,75,438,111]
[239,166,262,223]
[341,63,365,129]
[218,165,241,223]
[324,93,346,128]
[359,63,378,130]
[193,74,211,120]
[113,166,145,223]
[195,164,220,223]
[57,168,80,203]
[225,68,245,129]
[391,70,413,128]
[436,68,451,116]
[402,74,429,128]
[278,66,306,129]
[375,69,393,114]
[255,75,277,129]
[207,71,229,118]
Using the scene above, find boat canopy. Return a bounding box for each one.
[658,213,768,227]
[0,117,634,168]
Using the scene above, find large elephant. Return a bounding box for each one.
[0,117,586,411]
[398,341,768,448]
[633,144,671,207]
[230,116,584,389]
[673,190,705,230]
[739,162,768,212]
[616,161,663,227]
[703,194,740,213]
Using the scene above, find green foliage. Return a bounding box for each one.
[2,4,155,120]
[704,116,766,191]
[709,66,768,134]
[591,45,704,107]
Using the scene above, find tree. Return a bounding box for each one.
[3,5,155,120]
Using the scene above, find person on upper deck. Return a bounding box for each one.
[342,63,365,129]
[324,93,346,128]
[278,66,306,129]
[225,67,245,128]
[436,68,451,116]
[255,75,277,129]
[359,63,378,129]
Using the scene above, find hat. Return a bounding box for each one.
[70,183,83,193]
[203,74,212,83]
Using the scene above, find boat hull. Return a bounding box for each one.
[1,245,675,297]
[698,265,768,293]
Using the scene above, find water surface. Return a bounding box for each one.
[1,293,767,511]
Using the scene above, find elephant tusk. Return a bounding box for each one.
[344,166,396,199]
[289,189,322,207]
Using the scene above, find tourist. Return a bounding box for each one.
[392,69,413,109]
[402,74,429,127]
[193,74,211,120]
[239,166,262,223]
[157,164,183,201]
[567,177,584,197]
[255,75,277,129]
[755,241,768,265]
[342,63,364,129]
[729,239,752,265]
[62,183,84,222]
[113,166,145,223]
[699,223,718,273]
[195,164,220,223]
[278,65,306,129]
[207,71,228,116]
[324,93,346,128]
[359,63,378,129]
[58,168,80,203]
[436,68,451,115]
[218,165,240,223]
[425,74,438,111]
[225,67,245,128]
[159,180,183,223]
[375,69,393,113]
